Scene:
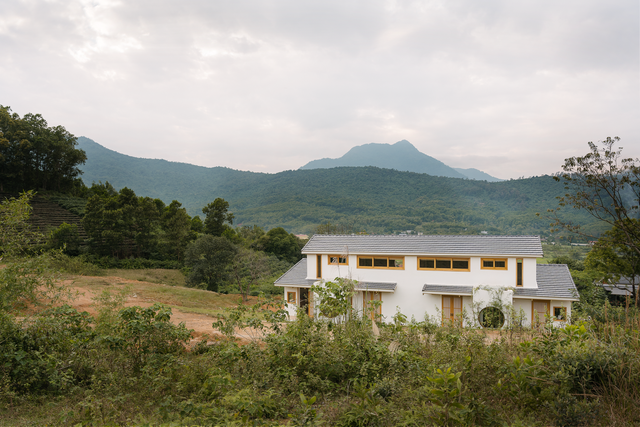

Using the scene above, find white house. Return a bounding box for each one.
[275,234,579,328]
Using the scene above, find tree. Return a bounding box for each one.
[0,191,41,255]
[258,227,302,263]
[229,248,271,302]
[82,187,161,258]
[47,222,82,256]
[190,215,204,233]
[585,225,640,306]
[0,192,64,311]
[548,137,640,256]
[159,200,192,260]
[0,106,86,192]
[202,198,234,237]
[184,235,237,292]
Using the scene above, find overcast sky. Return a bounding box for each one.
[2,0,638,179]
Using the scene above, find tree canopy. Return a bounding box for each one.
[202,198,234,237]
[0,106,86,192]
[550,137,640,256]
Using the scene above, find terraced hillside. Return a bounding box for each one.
[0,193,87,240]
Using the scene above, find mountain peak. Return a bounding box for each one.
[299,140,466,178]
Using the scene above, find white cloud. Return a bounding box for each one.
[0,0,637,179]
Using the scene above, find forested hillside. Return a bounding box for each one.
[78,137,604,237]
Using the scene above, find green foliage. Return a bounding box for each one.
[0,191,41,255]
[47,222,81,255]
[549,137,640,254]
[0,191,71,323]
[203,197,234,237]
[78,135,608,236]
[98,303,192,372]
[311,278,356,320]
[184,234,238,292]
[258,227,303,263]
[0,105,86,193]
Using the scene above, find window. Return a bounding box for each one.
[316,255,322,278]
[328,255,348,265]
[481,258,508,270]
[287,292,297,304]
[418,257,469,271]
[516,259,523,287]
[553,306,567,321]
[358,256,404,269]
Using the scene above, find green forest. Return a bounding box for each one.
[76,136,607,238]
[1,107,639,426]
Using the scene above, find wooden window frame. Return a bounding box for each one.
[357,256,405,270]
[418,257,470,272]
[328,255,348,265]
[516,258,523,287]
[481,258,508,270]
[316,255,322,279]
[286,291,297,304]
[553,306,567,321]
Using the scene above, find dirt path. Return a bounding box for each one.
[62,276,265,345]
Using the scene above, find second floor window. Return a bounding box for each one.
[481,258,508,270]
[329,255,348,265]
[358,256,404,269]
[418,257,469,271]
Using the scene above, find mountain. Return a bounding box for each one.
[454,168,503,182]
[299,140,502,181]
[299,140,465,178]
[76,137,602,237]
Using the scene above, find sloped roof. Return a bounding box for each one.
[274,258,397,292]
[302,234,543,257]
[354,282,397,292]
[274,259,315,288]
[422,284,474,295]
[422,264,579,301]
[513,264,579,301]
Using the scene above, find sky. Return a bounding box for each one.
[1,0,638,180]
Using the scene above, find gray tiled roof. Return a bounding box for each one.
[422,265,579,301]
[274,259,315,288]
[422,284,474,295]
[355,282,397,292]
[513,264,579,301]
[273,258,396,292]
[302,235,543,257]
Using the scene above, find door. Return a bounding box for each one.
[531,300,550,327]
[363,291,382,321]
[299,288,313,317]
[442,296,463,326]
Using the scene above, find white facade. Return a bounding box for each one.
[275,235,578,328]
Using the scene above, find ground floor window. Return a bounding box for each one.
[286,291,297,304]
[553,306,567,321]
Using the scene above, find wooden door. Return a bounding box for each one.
[363,291,382,321]
[531,300,550,327]
[442,296,463,326]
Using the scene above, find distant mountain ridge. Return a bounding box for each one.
[75,136,604,238]
[299,140,502,182]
